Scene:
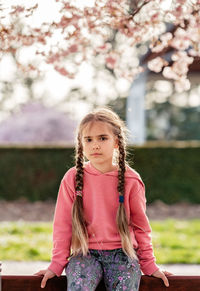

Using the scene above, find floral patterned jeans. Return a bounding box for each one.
[65,248,142,291]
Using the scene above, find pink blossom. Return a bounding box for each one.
[150,41,165,53]
[96,43,112,53]
[188,49,198,57]
[0,0,199,90]
[171,28,191,50]
[175,77,191,92]
[68,44,78,53]
[22,37,35,46]
[151,12,160,24]
[171,38,191,50]
[54,65,74,78]
[46,53,60,64]
[173,5,183,18]
[147,57,168,73]
[10,6,25,15]
[160,32,173,44]
[105,52,118,69]
[163,66,179,80]
[177,0,187,4]
[173,61,189,75]
[58,16,72,28]
[151,33,173,53]
[105,56,116,69]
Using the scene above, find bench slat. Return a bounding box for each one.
[2,275,200,291]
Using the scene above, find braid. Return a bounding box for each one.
[116,131,137,260]
[117,133,126,196]
[71,135,88,256]
[75,136,84,192]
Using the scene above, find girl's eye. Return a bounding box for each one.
[100,137,108,141]
[85,137,107,142]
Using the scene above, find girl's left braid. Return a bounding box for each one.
[116,129,137,259]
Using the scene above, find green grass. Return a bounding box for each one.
[1,219,200,264]
[0,221,52,261]
[151,219,200,264]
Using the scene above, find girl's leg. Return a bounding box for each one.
[102,249,142,291]
[65,253,103,291]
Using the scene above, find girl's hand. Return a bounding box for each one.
[151,268,173,287]
[34,269,56,288]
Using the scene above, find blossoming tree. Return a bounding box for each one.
[0,0,200,92]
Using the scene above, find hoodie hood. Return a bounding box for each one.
[84,161,141,179]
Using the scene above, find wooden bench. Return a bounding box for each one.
[2,275,200,291]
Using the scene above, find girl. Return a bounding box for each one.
[35,107,172,290]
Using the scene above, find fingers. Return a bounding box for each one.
[33,269,49,288]
[161,273,169,287]
[152,268,172,287]
[41,274,48,289]
[34,270,45,276]
[164,271,174,276]
[40,269,56,288]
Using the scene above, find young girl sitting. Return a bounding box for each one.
[35,107,172,290]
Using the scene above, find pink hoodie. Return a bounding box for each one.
[48,161,159,276]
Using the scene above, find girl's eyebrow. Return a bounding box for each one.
[83,134,109,139]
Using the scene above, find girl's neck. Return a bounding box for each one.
[89,161,118,174]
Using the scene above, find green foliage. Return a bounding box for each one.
[146,102,200,141]
[107,96,200,141]
[1,220,200,264]
[127,146,200,204]
[0,145,200,203]
[0,147,75,201]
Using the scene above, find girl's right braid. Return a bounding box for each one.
[75,136,84,193]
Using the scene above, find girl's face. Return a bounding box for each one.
[81,121,118,169]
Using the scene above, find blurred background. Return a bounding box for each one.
[0,0,200,276]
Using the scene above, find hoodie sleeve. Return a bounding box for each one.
[48,169,75,276]
[130,180,159,275]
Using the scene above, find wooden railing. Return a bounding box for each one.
[2,275,200,291]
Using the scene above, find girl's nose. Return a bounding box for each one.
[93,143,100,150]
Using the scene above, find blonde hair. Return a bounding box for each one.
[71,107,137,259]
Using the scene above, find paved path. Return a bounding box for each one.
[1,261,200,276]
